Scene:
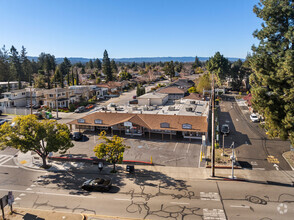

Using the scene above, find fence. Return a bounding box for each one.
[0,107,37,115]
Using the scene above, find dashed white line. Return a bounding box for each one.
[236,119,239,122]
[173,142,178,152]
[186,143,190,153]
[114,198,131,201]
[26,188,32,191]
[170,202,190,205]
[230,205,250,208]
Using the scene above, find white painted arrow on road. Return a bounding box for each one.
[273,164,279,170]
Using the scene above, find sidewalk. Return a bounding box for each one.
[14,150,294,186]
[3,207,83,220]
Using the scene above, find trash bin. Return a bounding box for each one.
[126,165,134,173]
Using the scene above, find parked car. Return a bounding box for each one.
[221,124,230,135]
[129,99,138,104]
[85,104,94,110]
[132,95,137,99]
[74,106,85,113]
[72,132,83,141]
[250,113,259,122]
[0,110,2,116]
[81,177,112,192]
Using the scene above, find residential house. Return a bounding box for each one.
[43,88,76,108]
[158,87,185,100]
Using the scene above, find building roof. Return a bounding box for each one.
[137,92,168,99]
[68,112,207,132]
[183,93,204,101]
[158,87,185,94]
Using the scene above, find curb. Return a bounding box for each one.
[282,153,294,171]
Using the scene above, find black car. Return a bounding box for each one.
[0,110,2,116]
[72,132,83,141]
[81,178,112,192]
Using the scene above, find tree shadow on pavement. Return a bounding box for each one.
[126,168,190,191]
[35,170,125,195]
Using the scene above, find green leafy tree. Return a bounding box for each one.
[93,131,129,172]
[206,52,229,86]
[136,84,146,97]
[196,73,211,93]
[164,61,175,80]
[119,71,132,81]
[230,59,250,91]
[0,115,73,168]
[63,57,71,86]
[102,50,112,82]
[188,86,197,93]
[249,0,294,144]
[34,74,46,88]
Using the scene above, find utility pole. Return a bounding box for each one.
[211,73,215,177]
[30,87,33,115]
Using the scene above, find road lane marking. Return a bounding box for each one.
[170,202,190,205]
[26,188,32,191]
[236,119,239,121]
[200,192,220,201]
[114,198,131,201]
[230,205,250,208]
[19,193,26,196]
[273,164,279,170]
[0,165,19,168]
[15,197,21,201]
[173,143,178,152]
[0,188,96,198]
[0,155,13,165]
[250,161,258,166]
[186,143,190,153]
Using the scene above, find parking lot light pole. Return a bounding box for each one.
[230,142,235,179]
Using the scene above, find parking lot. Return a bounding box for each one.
[57,133,203,168]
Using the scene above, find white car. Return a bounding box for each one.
[250,113,259,122]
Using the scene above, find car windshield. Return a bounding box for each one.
[222,126,228,131]
[252,115,258,118]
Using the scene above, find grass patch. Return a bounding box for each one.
[207,147,233,166]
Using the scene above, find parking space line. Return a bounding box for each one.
[173,142,178,152]
[186,143,190,153]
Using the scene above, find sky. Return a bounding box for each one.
[0,0,261,59]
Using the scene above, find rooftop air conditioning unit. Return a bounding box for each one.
[190,101,195,104]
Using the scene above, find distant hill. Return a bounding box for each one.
[28,56,244,64]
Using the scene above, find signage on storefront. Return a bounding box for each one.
[78,119,85,123]
[160,122,170,128]
[182,123,192,129]
[124,121,132,127]
[94,119,103,124]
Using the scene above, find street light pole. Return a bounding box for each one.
[211,73,215,177]
[222,134,225,155]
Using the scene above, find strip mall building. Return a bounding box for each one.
[68,112,208,141]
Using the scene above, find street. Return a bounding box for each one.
[0,164,293,219]
[219,95,291,171]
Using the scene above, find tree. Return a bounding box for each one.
[86,59,94,69]
[206,52,229,86]
[63,57,71,86]
[93,131,129,172]
[20,46,33,86]
[111,59,118,74]
[10,46,22,89]
[55,66,64,88]
[0,45,10,83]
[249,0,294,144]
[102,50,112,82]
[136,84,146,97]
[196,73,211,93]
[164,61,175,80]
[0,115,73,168]
[93,58,102,70]
[119,71,132,81]
[230,59,250,91]
[193,56,202,68]
[38,53,56,89]
[188,86,197,93]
